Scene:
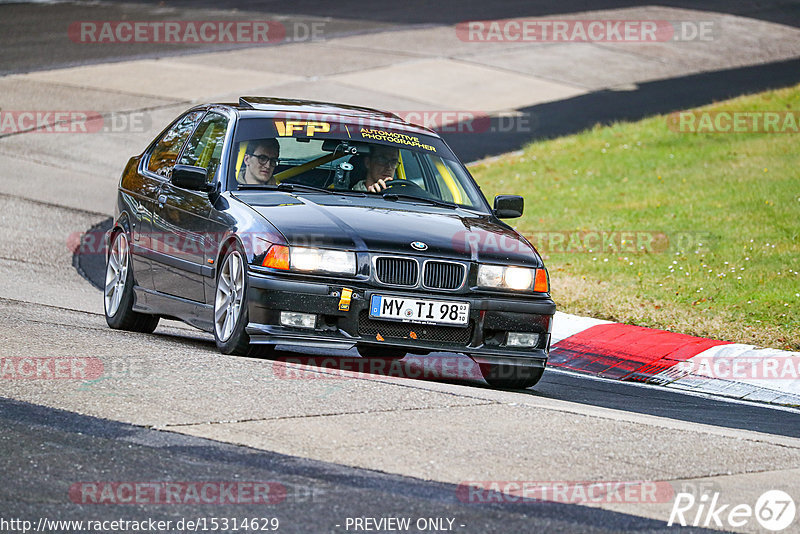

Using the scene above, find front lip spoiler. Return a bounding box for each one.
[246,323,357,350]
[469,354,547,368]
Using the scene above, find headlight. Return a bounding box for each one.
[477,265,505,287]
[478,265,547,292]
[504,266,533,290]
[290,247,356,275]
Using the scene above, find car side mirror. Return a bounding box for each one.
[493,195,524,218]
[172,164,212,191]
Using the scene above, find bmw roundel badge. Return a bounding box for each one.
[411,241,428,251]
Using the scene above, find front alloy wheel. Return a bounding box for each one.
[214,247,251,355]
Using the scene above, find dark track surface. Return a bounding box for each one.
[0,397,710,533]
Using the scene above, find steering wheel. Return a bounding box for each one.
[382,179,431,196]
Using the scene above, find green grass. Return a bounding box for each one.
[470,85,800,350]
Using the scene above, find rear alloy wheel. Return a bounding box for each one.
[479,363,545,389]
[214,246,252,355]
[104,231,159,333]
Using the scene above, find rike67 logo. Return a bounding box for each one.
[669,489,796,531]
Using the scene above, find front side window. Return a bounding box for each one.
[146,111,204,178]
[177,112,230,182]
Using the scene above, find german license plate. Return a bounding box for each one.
[369,295,469,326]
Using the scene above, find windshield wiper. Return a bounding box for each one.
[381,193,458,209]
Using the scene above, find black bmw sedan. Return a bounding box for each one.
[105,97,555,388]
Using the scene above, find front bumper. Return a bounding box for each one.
[245,271,555,366]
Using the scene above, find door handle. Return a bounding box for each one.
[157,194,167,207]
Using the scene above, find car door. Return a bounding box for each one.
[133,110,204,290]
[151,111,230,302]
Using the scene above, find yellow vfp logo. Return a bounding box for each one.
[274,120,331,136]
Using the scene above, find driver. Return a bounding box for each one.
[239,138,280,185]
[353,145,400,193]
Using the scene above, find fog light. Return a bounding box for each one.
[280,311,317,329]
[506,332,540,347]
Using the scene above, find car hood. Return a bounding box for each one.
[233,191,542,266]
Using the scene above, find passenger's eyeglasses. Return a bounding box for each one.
[249,154,279,166]
[374,156,400,167]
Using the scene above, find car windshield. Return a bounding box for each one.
[229,117,488,211]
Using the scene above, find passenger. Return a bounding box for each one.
[240,138,280,185]
[353,145,400,193]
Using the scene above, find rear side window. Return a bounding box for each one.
[178,112,229,181]
[147,111,203,178]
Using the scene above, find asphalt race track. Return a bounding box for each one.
[2,397,721,533]
[1,1,799,533]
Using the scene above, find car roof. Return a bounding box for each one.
[210,96,440,137]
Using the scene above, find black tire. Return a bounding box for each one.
[357,345,406,360]
[104,231,159,333]
[213,245,253,355]
[479,363,545,389]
